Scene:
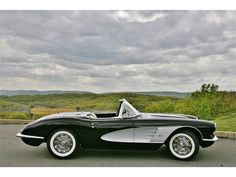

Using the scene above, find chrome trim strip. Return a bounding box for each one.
[202,135,218,142]
[16,133,44,140]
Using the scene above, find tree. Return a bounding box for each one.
[192,83,219,98]
[191,83,222,119]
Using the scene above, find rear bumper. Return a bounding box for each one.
[16,133,44,139]
[202,135,219,142]
[17,133,44,146]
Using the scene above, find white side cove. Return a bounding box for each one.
[101,126,183,143]
[101,128,134,143]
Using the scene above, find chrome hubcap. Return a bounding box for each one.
[53,133,73,154]
[172,136,192,155]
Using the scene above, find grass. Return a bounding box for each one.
[0,112,29,120]
[215,112,236,132]
[31,108,76,115]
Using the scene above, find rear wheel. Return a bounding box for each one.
[168,130,199,160]
[47,129,79,159]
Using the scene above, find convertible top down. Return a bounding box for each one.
[17,98,218,160]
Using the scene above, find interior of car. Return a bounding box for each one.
[93,99,139,119]
[94,100,122,118]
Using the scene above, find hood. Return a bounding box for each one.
[142,113,198,120]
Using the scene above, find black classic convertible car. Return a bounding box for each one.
[17,98,218,160]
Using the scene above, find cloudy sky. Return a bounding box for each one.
[0,11,235,92]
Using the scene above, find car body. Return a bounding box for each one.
[17,98,218,160]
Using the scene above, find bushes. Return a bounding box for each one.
[144,100,175,113]
[190,84,224,120]
[190,99,213,120]
[174,99,193,115]
[0,112,29,119]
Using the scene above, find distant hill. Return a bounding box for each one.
[0,90,93,96]
[135,91,192,98]
[0,90,191,98]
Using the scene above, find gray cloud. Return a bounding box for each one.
[0,10,236,92]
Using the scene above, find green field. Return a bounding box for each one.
[215,113,236,132]
[0,86,235,131]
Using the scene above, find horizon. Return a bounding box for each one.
[1,88,235,93]
[0,89,192,92]
[1,11,236,92]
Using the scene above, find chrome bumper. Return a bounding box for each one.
[16,133,44,140]
[202,135,219,142]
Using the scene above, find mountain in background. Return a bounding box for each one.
[0,90,93,96]
[135,91,192,98]
[0,90,192,98]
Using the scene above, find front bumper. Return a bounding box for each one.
[202,135,219,142]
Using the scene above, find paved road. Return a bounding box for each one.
[0,124,236,167]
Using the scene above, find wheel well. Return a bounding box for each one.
[165,127,202,144]
[45,126,79,142]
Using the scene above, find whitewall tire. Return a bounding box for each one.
[168,131,199,160]
[47,129,78,159]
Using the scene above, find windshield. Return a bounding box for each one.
[118,99,140,118]
[122,103,137,118]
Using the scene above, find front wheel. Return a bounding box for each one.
[168,130,199,160]
[47,129,79,159]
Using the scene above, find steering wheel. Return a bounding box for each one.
[87,113,97,119]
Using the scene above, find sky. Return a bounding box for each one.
[0,10,235,92]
